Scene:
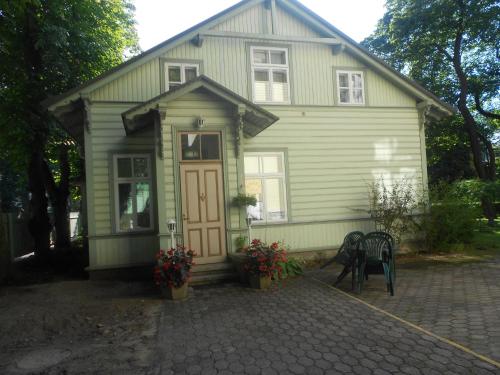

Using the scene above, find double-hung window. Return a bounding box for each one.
[113,154,153,232]
[244,152,288,223]
[165,63,199,91]
[251,47,290,104]
[337,70,365,105]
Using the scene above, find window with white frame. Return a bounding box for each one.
[250,47,290,104]
[113,154,153,232]
[244,152,288,223]
[165,63,199,91]
[336,70,365,105]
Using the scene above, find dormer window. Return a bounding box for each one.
[336,71,365,105]
[250,46,290,104]
[165,63,199,91]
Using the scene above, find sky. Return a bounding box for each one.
[133,0,386,51]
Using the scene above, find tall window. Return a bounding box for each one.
[250,47,290,104]
[165,63,199,91]
[244,152,287,223]
[337,70,365,105]
[113,154,153,232]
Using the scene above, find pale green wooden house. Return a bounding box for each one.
[45,0,452,280]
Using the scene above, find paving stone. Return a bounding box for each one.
[157,269,500,374]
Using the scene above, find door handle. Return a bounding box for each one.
[200,193,206,202]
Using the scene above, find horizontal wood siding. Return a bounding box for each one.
[245,106,424,223]
[88,103,155,236]
[88,235,158,269]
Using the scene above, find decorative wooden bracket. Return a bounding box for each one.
[417,101,431,130]
[155,105,167,159]
[234,105,245,158]
[82,98,92,134]
[191,34,204,47]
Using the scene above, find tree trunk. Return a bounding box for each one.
[43,144,71,250]
[451,21,496,224]
[28,149,51,260]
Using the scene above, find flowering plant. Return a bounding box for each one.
[154,245,195,288]
[243,239,287,279]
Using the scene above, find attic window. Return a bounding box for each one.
[165,63,199,91]
[336,71,365,105]
[250,47,290,104]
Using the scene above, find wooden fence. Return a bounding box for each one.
[0,213,34,281]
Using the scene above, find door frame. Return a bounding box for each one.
[172,127,232,254]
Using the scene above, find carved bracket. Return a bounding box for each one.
[82,98,92,134]
[417,101,432,130]
[155,106,167,159]
[234,106,245,158]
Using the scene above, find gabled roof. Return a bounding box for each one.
[44,0,454,117]
[122,75,279,137]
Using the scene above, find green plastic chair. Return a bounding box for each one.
[320,231,364,289]
[356,232,395,296]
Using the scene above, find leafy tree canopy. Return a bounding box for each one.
[0,0,140,172]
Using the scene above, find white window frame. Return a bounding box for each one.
[336,70,365,105]
[113,153,154,233]
[164,63,199,92]
[244,151,288,224]
[250,46,290,104]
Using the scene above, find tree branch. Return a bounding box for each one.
[474,91,500,120]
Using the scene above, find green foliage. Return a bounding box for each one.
[453,179,500,206]
[232,193,257,208]
[234,235,247,251]
[367,178,421,243]
[276,257,303,279]
[418,183,481,251]
[0,0,140,199]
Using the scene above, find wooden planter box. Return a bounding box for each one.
[161,283,188,300]
[248,274,272,290]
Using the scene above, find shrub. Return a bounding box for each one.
[418,183,481,251]
[276,257,303,278]
[367,177,421,243]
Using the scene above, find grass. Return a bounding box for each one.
[397,219,500,268]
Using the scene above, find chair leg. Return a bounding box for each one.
[334,266,350,286]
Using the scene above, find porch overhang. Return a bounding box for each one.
[121,75,279,137]
[49,98,88,145]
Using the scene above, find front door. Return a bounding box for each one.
[179,133,226,264]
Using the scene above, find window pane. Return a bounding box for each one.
[185,67,197,82]
[254,70,269,81]
[201,134,220,160]
[245,179,264,221]
[262,155,282,174]
[353,89,364,103]
[168,66,181,83]
[136,182,151,229]
[270,51,286,65]
[253,50,268,64]
[352,73,363,88]
[244,156,260,174]
[133,157,148,177]
[181,133,201,160]
[117,158,132,178]
[339,88,350,103]
[338,73,349,88]
[264,178,286,221]
[118,183,134,230]
[273,71,287,83]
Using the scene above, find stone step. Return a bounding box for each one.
[190,270,238,286]
[191,261,234,274]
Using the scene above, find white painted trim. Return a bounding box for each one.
[250,46,291,104]
[336,70,365,106]
[244,151,288,224]
[164,62,199,92]
[112,153,154,233]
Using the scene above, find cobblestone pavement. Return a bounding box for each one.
[316,256,500,364]
[157,276,499,374]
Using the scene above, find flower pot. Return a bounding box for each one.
[162,283,188,300]
[249,274,272,290]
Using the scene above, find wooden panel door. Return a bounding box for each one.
[180,163,226,264]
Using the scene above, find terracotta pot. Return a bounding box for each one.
[249,274,272,289]
[161,282,188,300]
